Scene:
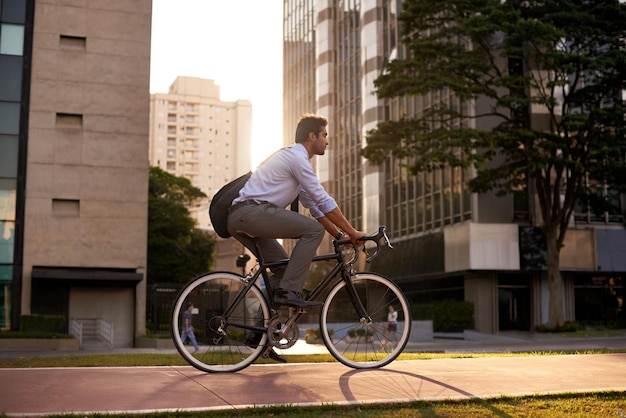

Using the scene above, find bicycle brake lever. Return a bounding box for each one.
[382,228,393,249]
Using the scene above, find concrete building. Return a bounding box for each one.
[1,0,152,347]
[148,76,253,271]
[282,0,625,333]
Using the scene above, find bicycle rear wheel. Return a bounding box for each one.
[171,272,269,373]
[320,273,411,369]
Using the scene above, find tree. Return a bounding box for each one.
[148,167,216,284]
[363,0,626,326]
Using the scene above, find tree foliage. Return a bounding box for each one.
[147,167,216,285]
[364,0,626,326]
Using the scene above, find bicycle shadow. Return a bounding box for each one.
[337,368,514,417]
[338,367,476,402]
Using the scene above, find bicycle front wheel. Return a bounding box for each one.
[171,271,269,373]
[320,273,411,369]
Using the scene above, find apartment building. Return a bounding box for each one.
[0,0,152,346]
[283,0,625,333]
[148,76,253,270]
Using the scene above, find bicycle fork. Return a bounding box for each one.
[342,269,373,324]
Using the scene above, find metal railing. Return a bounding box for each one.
[70,318,114,348]
[96,318,114,347]
[69,319,83,347]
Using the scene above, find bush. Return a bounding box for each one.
[21,315,65,333]
[535,321,585,333]
[411,304,434,320]
[0,330,73,339]
[433,300,474,332]
[305,327,333,344]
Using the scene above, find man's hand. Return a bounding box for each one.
[347,230,365,246]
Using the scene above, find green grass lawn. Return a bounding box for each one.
[1,348,625,368]
[5,391,625,417]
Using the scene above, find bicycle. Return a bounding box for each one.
[171,226,411,373]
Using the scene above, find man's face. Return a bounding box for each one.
[311,127,328,155]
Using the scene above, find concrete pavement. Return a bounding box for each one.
[0,333,625,417]
[1,354,625,416]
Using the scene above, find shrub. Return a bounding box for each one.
[21,314,65,333]
[304,327,332,344]
[0,330,72,339]
[412,304,433,320]
[535,321,585,333]
[433,300,474,332]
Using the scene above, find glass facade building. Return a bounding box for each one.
[283,0,625,333]
[0,0,31,329]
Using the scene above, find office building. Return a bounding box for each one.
[282,0,625,333]
[1,0,151,347]
[148,76,253,270]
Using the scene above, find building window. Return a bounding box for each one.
[52,199,80,216]
[55,113,83,129]
[0,102,20,134]
[0,221,16,263]
[0,55,22,101]
[0,136,18,176]
[59,34,86,49]
[574,183,624,224]
[0,24,24,55]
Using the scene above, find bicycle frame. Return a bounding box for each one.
[220,238,372,339]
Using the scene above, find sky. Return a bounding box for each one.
[150,0,284,166]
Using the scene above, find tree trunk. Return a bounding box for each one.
[545,228,564,327]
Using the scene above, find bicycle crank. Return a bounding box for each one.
[267,317,299,349]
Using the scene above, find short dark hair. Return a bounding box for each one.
[295,114,328,143]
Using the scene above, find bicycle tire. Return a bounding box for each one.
[171,271,269,373]
[320,273,411,369]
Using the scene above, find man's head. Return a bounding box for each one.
[295,114,329,157]
[295,114,328,144]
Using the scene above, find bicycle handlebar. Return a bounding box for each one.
[334,226,393,264]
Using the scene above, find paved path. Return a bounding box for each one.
[1,333,625,416]
[1,353,625,416]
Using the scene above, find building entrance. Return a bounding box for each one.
[498,274,531,331]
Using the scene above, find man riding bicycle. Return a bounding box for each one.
[227,114,364,361]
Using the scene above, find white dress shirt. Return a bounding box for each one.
[233,144,337,219]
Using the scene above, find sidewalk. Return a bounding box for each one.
[0,332,624,417]
[0,353,625,417]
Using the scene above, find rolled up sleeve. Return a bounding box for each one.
[300,190,337,219]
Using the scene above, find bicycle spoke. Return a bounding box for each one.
[320,273,411,369]
[171,272,268,373]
